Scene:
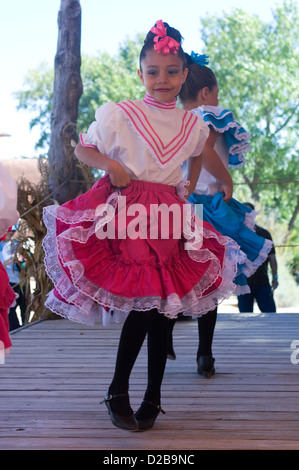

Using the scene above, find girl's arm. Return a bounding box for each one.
[201,129,233,202]
[75,143,131,188]
[185,154,203,199]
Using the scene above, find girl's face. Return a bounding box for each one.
[138,49,188,103]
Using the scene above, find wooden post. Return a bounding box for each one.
[48,0,83,204]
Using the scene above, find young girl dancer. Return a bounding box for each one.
[0,161,19,353]
[168,52,273,376]
[43,21,241,431]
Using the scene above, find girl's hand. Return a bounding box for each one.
[75,144,131,188]
[108,160,131,188]
[184,181,194,200]
[219,179,233,202]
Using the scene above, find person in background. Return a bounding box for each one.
[0,226,27,330]
[168,52,273,377]
[237,203,278,313]
[0,160,19,351]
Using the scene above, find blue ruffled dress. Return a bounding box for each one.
[187,105,273,295]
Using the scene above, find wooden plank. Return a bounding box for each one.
[0,313,299,450]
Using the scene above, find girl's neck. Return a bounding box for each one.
[181,97,204,111]
[143,92,176,109]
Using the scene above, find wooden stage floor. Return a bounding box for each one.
[1,312,298,450]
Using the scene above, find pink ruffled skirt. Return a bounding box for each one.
[43,175,240,325]
[0,262,15,351]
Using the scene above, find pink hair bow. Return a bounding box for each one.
[150,19,180,55]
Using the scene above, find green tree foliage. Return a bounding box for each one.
[14,34,145,148]
[15,62,54,149]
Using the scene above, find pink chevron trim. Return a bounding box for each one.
[129,100,186,150]
[117,101,198,165]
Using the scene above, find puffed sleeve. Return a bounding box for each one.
[79,102,119,156]
[0,162,19,238]
[189,117,210,157]
[200,106,251,168]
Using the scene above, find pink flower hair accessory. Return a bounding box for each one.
[150,19,180,55]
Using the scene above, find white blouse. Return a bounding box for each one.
[0,161,19,238]
[80,94,210,187]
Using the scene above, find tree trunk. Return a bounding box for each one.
[48,0,84,204]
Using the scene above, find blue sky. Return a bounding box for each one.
[0,0,292,160]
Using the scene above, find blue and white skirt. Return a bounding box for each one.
[189,192,273,295]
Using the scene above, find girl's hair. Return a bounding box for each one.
[139,21,186,70]
[179,53,217,103]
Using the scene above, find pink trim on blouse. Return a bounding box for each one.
[117,100,198,166]
[143,92,176,109]
[79,133,97,149]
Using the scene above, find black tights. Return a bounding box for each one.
[109,309,169,406]
[168,307,218,359]
[196,307,217,358]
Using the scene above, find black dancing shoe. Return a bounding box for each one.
[135,400,165,431]
[197,355,215,378]
[101,393,138,431]
[167,345,176,360]
[167,333,176,360]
